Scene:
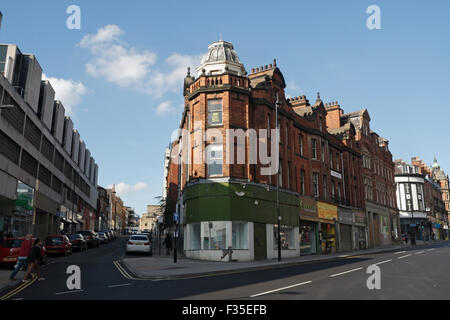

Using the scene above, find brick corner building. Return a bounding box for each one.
[165,40,399,261]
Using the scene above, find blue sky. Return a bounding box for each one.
[1,1,449,216]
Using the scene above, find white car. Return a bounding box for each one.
[126,234,151,255]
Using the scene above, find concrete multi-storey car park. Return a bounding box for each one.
[0,43,98,240]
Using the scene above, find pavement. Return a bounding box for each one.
[120,239,447,280]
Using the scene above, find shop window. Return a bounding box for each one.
[189,223,201,250]
[273,225,295,250]
[232,222,248,249]
[201,221,227,250]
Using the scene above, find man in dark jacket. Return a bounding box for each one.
[10,234,32,280]
[163,234,172,255]
[22,239,45,282]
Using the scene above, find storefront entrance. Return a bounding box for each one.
[253,222,267,260]
[299,220,318,255]
[320,222,336,254]
[339,224,352,252]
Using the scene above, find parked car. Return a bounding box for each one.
[68,233,88,251]
[103,230,111,240]
[97,232,109,244]
[92,232,100,244]
[76,230,99,248]
[126,234,151,255]
[0,237,47,266]
[106,230,115,240]
[44,235,72,256]
[109,230,117,240]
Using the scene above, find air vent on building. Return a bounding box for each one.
[1,94,25,133]
[20,150,38,177]
[38,164,52,186]
[24,117,42,150]
[0,129,21,164]
[40,136,54,162]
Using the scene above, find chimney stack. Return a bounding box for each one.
[0,11,3,31]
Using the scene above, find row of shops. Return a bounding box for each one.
[0,179,95,243]
[400,216,449,241]
[181,182,403,261]
[298,197,369,256]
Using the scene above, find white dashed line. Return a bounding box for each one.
[108,283,132,288]
[375,259,392,265]
[427,249,435,252]
[250,281,312,298]
[414,251,424,255]
[330,267,363,277]
[397,254,412,259]
[393,251,406,255]
[55,289,84,295]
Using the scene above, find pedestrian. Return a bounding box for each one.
[22,239,45,283]
[10,234,32,280]
[163,234,172,255]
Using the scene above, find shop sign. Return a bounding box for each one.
[15,181,34,212]
[330,170,342,180]
[434,223,441,228]
[338,209,353,224]
[299,197,317,218]
[318,202,338,221]
[354,211,366,224]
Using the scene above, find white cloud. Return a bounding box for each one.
[156,101,175,115]
[146,53,203,98]
[42,74,88,116]
[107,182,149,196]
[79,25,202,98]
[79,24,124,48]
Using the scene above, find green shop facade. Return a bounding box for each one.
[182,180,301,261]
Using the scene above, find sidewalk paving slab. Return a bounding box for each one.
[121,240,449,280]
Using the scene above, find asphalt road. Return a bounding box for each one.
[5,237,450,300]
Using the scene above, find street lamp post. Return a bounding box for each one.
[275,94,281,262]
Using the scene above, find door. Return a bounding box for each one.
[253,223,267,260]
[339,224,352,252]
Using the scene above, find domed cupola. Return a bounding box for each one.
[196,40,246,76]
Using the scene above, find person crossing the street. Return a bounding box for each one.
[22,239,45,283]
[10,234,32,280]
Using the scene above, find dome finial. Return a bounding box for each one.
[187,67,191,77]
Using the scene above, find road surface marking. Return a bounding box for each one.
[330,267,363,277]
[250,281,312,298]
[338,255,350,258]
[108,283,132,288]
[0,277,37,300]
[375,259,392,265]
[113,261,134,280]
[426,249,435,252]
[397,254,412,259]
[55,290,84,295]
[415,251,424,255]
[393,251,406,255]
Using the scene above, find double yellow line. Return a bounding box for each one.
[0,277,37,300]
[113,260,139,280]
